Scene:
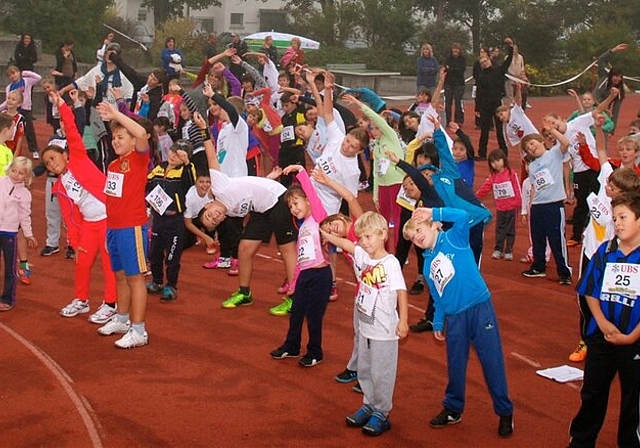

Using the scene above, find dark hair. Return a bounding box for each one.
[41,143,67,157]
[165,37,175,47]
[284,184,306,204]
[416,141,439,167]
[607,67,625,100]
[611,192,640,219]
[151,68,167,86]
[0,113,13,132]
[281,92,294,103]
[398,111,419,143]
[240,74,255,88]
[487,149,510,174]
[154,116,171,130]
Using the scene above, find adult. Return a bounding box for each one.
[504,42,526,105]
[13,33,38,72]
[51,39,77,89]
[474,37,513,160]
[260,35,279,69]
[472,46,490,130]
[280,37,305,70]
[228,33,248,81]
[96,32,115,63]
[416,43,439,93]
[202,32,219,60]
[161,37,185,81]
[594,43,628,133]
[443,43,466,126]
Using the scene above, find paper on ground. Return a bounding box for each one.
[536,365,584,383]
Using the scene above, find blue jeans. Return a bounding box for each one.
[442,300,513,417]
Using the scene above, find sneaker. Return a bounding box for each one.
[569,341,587,362]
[329,285,338,302]
[559,276,572,286]
[18,268,31,285]
[276,278,290,294]
[40,246,59,256]
[0,302,14,311]
[97,316,131,335]
[88,302,117,324]
[352,381,363,394]
[335,368,358,383]
[299,355,322,367]
[270,347,300,359]
[31,150,40,160]
[503,253,513,261]
[567,239,581,247]
[522,269,546,278]
[346,405,373,428]
[160,286,178,302]
[492,250,502,259]
[64,246,75,259]
[362,411,391,436]
[429,408,462,428]
[222,290,253,308]
[358,181,369,191]
[228,258,239,276]
[146,281,162,294]
[409,280,424,295]
[114,328,148,349]
[269,296,293,316]
[60,298,90,317]
[410,319,434,333]
[498,414,514,438]
[203,257,231,269]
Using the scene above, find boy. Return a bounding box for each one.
[569,192,640,448]
[95,101,151,349]
[0,114,15,175]
[183,171,216,251]
[403,206,514,438]
[322,211,408,437]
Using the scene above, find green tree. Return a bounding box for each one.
[358,0,418,50]
[142,0,221,27]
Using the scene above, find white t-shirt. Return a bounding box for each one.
[417,104,454,148]
[217,118,249,178]
[582,162,615,259]
[61,171,106,222]
[313,121,360,215]
[209,169,285,217]
[504,104,537,148]
[565,112,597,173]
[353,246,406,341]
[184,185,214,219]
[74,65,134,106]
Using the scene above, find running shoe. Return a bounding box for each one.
[18,268,32,285]
[88,302,117,324]
[222,290,253,308]
[269,296,292,316]
[115,328,148,349]
[60,298,90,317]
[228,258,239,276]
[203,257,231,269]
[569,341,587,362]
[98,316,131,335]
[430,408,462,428]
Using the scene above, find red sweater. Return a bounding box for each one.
[476,168,522,212]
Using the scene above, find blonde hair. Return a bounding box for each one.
[354,211,388,237]
[618,136,640,153]
[402,216,434,240]
[8,156,34,187]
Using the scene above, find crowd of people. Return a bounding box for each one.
[1,31,640,445]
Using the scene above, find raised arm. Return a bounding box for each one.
[96,101,148,152]
[311,166,364,219]
[195,111,219,171]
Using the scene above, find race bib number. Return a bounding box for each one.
[297,236,316,264]
[602,263,640,297]
[532,168,554,192]
[145,184,174,215]
[396,185,417,211]
[493,181,515,199]
[586,193,611,227]
[104,171,124,198]
[356,281,377,317]
[430,252,455,296]
[377,158,390,176]
[63,172,83,202]
[280,125,295,142]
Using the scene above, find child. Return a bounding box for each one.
[94,101,152,349]
[3,90,26,157]
[145,139,195,301]
[160,79,184,129]
[41,93,118,324]
[270,167,331,367]
[322,211,408,436]
[0,114,15,175]
[183,171,217,251]
[153,116,173,162]
[448,121,475,187]
[568,192,640,448]
[0,157,38,310]
[403,206,514,438]
[476,149,522,260]
[0,66,41,159]
[519,156,551,264]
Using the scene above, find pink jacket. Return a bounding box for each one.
[476,168,522,212]
[0,176,33,236]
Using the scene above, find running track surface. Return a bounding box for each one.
[2,94,637,447]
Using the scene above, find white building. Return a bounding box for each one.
[114,0,289,39]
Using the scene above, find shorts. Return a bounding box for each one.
[107,225,149,276]
[242,194,298,245]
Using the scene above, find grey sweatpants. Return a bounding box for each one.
[358,336,398,415]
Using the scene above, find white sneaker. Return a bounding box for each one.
[492,251,502,259]
[88,302,117,324]
[115,328,148,349]
[97,316,131,335]
[60,298,90,317]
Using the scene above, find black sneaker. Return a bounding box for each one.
[270,347,299,359]
[40,246,59,256]
[559,276,572,286]
[498,414,514,438]
[522,269,546,278]
[409,280,424,295]
[429,408,462,428]
[299,355,322,367]
[352,381,363,394]
[335,368,358,383]
[410,319,434,333]
[65,246,75,259]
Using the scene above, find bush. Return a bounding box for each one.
[153,18,207,69]
[306,46,415,75]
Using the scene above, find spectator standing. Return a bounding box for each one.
[13,34,38,72]
[443,43,466,126]
[416,43,439,93]
[161,37,185,81]
[202,32,219,60]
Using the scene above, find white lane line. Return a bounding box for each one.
[510,352,542,368]
[0,322,104,448]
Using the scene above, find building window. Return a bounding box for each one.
[230,13,243,27]
[138,10,147,22]
[200,18,214,34]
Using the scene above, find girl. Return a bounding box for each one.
[270,166,331,367]
[567,89,614,136]
[594,43,627,132]
[476,149,522,260]
[42,92,118,323]
[0,157,37,311]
